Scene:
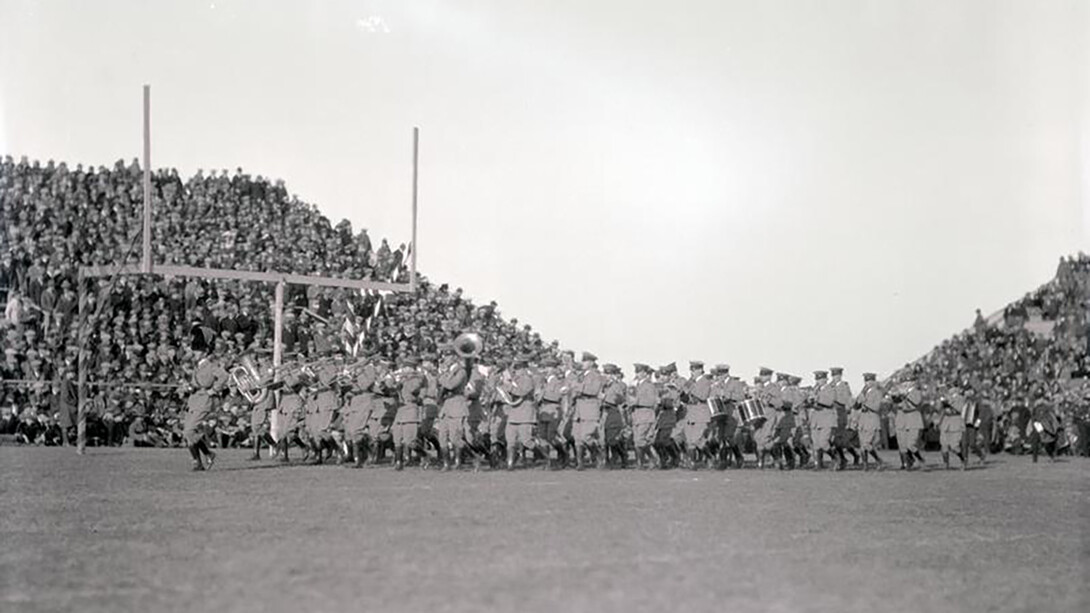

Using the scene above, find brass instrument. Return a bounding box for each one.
[453,332,483,359]
[230,355,268,404]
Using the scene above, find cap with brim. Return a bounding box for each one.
[759,367,773,376]
[581,351,598,362]
[814,370,828,378]
[714,364,730,374]
[863,372,877,381]
[689,360,704,369]
[830,367,844,375]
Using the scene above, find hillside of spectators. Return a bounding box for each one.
[890,253,1090,454]
[0,155,561,445]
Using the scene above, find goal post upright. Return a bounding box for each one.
[142,84,152,275]
[410,127,418,292]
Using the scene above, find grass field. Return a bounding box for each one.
[1,447,1087,613]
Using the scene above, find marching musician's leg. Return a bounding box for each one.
[188,443,204,471]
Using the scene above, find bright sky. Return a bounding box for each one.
[2,0,1087,387]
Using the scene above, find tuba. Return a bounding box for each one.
[231,355,267,404]
[453,332,483,359]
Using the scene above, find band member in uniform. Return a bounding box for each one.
[273,370,307,463]
[417,355,442,468]
[775,373,800,470]
[248,358,276,461]
[655,363,681,468]
[572,352,604,470]
[830,366,859,469]
[557,351,582,466]
[788,375,813,468]
[465,364,489,471]
[343,358,379,468]
[535,358,566,469]
[367,359,397,464]
[182,330,229,471]
[485,363,509,469]
[891,380,926,470]
[854,372,885,470]
[306,353,343,464]
[600,364,628,468]
[502,356,539,470]
[752,368,780,469]
[718,369,748,468]
[808,370,838,469]
[392,356,426,470]
[682,361,714,469]
[629,363,661,469]
[669,365,690,466]
[938,387,969,470]
[437,350,473,470]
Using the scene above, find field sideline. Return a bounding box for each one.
[1,447,1087,613]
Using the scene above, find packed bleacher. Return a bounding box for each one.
[0,155,558,446]
[889,253,1090,455]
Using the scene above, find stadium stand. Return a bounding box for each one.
[889,253,1090,455]
[0,155,559,445]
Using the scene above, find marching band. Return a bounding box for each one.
[184,331,1051,473]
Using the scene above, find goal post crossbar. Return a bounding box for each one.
[78,263,413,293]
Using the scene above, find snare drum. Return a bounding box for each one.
[707,398,727,418]
[740,398,767,427]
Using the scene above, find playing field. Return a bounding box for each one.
[1,448,1086,613]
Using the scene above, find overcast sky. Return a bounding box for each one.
[2,0,1087,386]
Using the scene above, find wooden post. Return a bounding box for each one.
[141,84,152,274]
[270,280,285,440]
[410,127,418,291]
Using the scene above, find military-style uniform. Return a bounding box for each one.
[368,368,398,461]
[808,371,838,468]
[600,366,627,467]
[893,382,925,469]
[629,365,660,468]
[305,361,342,462]
[830,369,856,467]
[503,367,539,469]
[392,363,426,469]
[420,366,441,457]
[249,386,275,460]
[343,363,379,467]
[717,373,747,467]
[573,363,604,458]
[855,379,884,452]
[937,390,968,469]
[683,366,714,462]
[274,375,307,462]
[753,374,783,462]
[437,359,472,468]
[183,357,226,445]
[537,367,566,452]
[854,373,884,469]
[774,376,799,469]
